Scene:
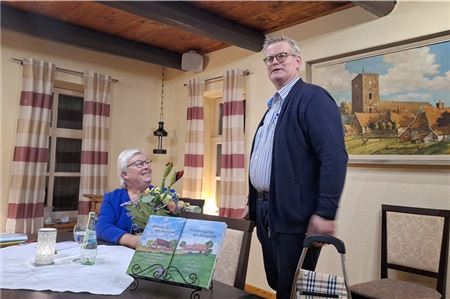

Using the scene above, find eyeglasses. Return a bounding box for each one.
[127,159,152,168]
[263,52,297,65]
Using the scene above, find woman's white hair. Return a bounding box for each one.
[117,148,143,188]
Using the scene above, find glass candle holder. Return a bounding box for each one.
[34,228,57,266]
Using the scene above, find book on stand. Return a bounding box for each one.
[127,215,227,289]
[127,216,186,278]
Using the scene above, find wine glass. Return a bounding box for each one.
[73,223,86,262]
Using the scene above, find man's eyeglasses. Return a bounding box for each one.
[127,160,152,168]
[263,52,297,65]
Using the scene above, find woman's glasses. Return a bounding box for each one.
[127,160,152,168]
[263,52,297,65]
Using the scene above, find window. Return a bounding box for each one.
[202,88,246,214]
[202,92,223,214]
[45,85,84,219]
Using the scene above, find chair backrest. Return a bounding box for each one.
[182,212,255,289]
[179,197,205,213]
[83,194,103,214]
[382,204,450,297]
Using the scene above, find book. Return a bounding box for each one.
[127,215,186,279]
[127,216,227,289]
[0,233,28,243]
[169,219,227,289]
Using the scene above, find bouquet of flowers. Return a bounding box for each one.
[122,161,186,229]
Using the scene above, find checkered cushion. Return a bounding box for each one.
[297,269,348,298]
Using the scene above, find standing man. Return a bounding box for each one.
[248,35,348,298]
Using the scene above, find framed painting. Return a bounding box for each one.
[306,31,450,167]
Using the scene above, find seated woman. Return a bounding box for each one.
[96,148,151,249]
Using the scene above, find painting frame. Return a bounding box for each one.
[306,30,450,168]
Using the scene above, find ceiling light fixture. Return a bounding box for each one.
[153,67,168,154]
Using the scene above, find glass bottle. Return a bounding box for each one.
[80,211,97,265]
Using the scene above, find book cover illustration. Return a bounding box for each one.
[167,219,227,289]
[127,215,186,279]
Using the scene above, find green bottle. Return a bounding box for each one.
[80,212,97,265]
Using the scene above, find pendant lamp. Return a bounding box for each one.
[153,67,168,154]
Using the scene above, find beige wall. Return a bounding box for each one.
[1,0,449,294]
[1,29,183,231]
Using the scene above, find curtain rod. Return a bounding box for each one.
[183,69,250,87]
[11,58,119,83]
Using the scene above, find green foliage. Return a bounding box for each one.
[124,161,185,229]
[345,136,450,155]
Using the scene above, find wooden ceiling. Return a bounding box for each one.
[1,1,396,70]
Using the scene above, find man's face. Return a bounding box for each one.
[265,41,301,89]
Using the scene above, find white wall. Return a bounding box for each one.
[166,0,450,293]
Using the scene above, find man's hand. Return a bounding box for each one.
[306,214,335,247]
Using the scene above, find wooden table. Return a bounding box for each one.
[1,232,262,299]
[44,220,77,232]
[1,279,261,299]
[0,282,261,299]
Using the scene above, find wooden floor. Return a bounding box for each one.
[245,284,276,299]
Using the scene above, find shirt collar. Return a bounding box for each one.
[266,77,300,108]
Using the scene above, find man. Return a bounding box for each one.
[248,35,348,298]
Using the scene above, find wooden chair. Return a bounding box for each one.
[179,197,205,213]
[351,204,450,299]
[83,194,104,214]
[182,212,255,290]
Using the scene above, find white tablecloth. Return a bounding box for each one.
[0,241,135,295]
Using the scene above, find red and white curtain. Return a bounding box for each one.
[78,72,111,215]
[182,78,205,198]
[219,69,247,218]
[6,58,55,233]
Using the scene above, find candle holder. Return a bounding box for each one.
[34,228,57,266]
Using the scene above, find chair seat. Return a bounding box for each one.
[351,279,441,299]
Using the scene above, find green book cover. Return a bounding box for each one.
[127,215,186,279]
[166,219,227,289]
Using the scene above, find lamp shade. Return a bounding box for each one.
[34,228,57,266]
[153,121,168,154]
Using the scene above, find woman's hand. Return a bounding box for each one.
[118,233,141,249]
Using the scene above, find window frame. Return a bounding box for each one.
[45,82,84,220]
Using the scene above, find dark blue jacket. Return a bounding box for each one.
[249,79,348,234]
[96,188,133,244]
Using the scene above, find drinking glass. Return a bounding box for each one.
[72,223,86,262]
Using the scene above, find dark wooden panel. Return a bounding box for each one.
[3,0,359,56]
[1,5,182,69]
[190,1,355,33]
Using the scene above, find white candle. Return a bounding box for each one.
[34,228,57,266]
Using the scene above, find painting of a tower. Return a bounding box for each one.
[351,73,380,113]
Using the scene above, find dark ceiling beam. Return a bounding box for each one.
[353,1,397,17]
[1,5,182,70]
[101,1,265,52]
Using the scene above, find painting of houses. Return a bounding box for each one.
[312,39,450,156]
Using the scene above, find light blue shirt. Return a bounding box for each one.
[249,77,300,191]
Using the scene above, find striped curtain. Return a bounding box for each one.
[182,78,205,198]
[219,69,247,218]
[6,58,55,233]
[78,72,111,215]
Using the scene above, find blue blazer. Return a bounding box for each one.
[96,188,133,244]
[248,79,348,234]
